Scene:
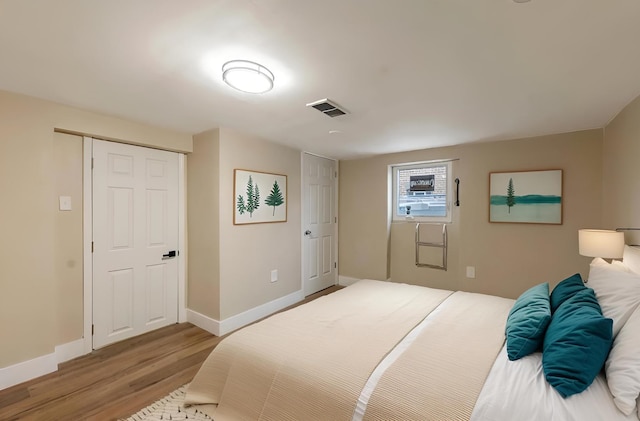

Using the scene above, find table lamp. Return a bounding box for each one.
[578,229,625,260]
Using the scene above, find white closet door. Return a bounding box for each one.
[92,139,179,348]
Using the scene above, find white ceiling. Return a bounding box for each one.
[1,0,640,159]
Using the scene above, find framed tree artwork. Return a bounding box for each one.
[234,169,287,225]
[489,169,562,224]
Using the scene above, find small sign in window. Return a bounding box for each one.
[409,175,435,192]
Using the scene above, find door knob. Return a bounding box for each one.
[304,230,312,236]
[162,250,177,259]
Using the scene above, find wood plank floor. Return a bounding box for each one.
[0,285,342,421]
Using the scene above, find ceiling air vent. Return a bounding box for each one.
[306,98,348,118]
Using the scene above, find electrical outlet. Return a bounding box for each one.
[270,269,278,283]
[466,266,476,279]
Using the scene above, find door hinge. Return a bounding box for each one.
[335,171,337,178]
[92,324,94,335]
[91,242,94,253]
[335,216,337,223]
[334,262,337,269]
[91,157,94,169]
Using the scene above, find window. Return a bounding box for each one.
[392,161,452,222]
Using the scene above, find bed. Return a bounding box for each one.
[184,247,640,421]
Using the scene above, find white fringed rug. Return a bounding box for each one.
[121,384,213,421]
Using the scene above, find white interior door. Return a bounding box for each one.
[303,153,338,296]
[92,139,179,349]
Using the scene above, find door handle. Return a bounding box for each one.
[304,230,312,236]
[162,250,177,260]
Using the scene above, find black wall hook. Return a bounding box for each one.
[454,178,460,206]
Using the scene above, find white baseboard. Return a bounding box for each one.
[187,308,221,336]
[187,289,305,337]
[55,338,86,364]
[220,289,304,335]
[0,337,87,391]
[338,275,361,286]
[0,353,57,390]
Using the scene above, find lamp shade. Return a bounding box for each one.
[578,229,625,259]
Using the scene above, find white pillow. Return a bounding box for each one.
[611,259,632,272]
[606,306,640,416]
[623,245,640,275]
[587,258,640,337]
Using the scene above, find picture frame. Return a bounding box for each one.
[234,169,287,225]
[489,169,562,224]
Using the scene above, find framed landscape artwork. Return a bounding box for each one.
[234,169,287,225]
[489,169,562,224]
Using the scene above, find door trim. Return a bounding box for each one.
[301,151,339,296]
[82,137,92,353]
[177,154,187,323]
[82,137,187,353]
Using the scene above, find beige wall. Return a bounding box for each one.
[186,127,302,321]
[0,89,191,369]
[187,130,221,320]
[53,132,84,345]
[340,130,603,299]
[603,94,640,231]
[339,155,393,280]
[218,128,301,319]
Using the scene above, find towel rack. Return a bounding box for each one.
[415,223,447,270]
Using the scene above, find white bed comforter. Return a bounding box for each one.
[186,280,510,420]
[186,279,637,421]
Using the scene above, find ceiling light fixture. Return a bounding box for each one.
[222,60,274,94]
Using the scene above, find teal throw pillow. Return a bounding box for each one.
[506,282,552,361]
[550,273,585,313]
[542,288,613,398]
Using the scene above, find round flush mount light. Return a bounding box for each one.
[222,60,274,94]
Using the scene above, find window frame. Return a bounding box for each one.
[391,160,453,223]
